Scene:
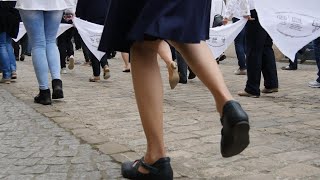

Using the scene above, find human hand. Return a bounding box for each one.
[222,18,229,25]
[243,15,255,21]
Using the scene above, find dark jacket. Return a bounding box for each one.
[76,0,110,25]
[0,1,20,38]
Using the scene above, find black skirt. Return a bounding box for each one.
[98,0,211,53]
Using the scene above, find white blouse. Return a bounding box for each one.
[15,0,76,11]
[224,0,253,19]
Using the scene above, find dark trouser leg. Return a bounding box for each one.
[73,29,82,50]
[261,35,279,89]
[57,33,67,69]
[314,37,320,82]
[176,51,187,83]
[20,34,28,55]
[89,52,100,76]
[245,10,267,96]
[65,28,74,57]
[233,18,246,70]
[81,40,91,62]
[12,40,19,59]
[289,57,298,69]
[100,53,109,68]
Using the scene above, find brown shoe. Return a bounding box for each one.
[261,88,278,93]
[103,66,111,79]
[89,76,100,82]
[168,61,179,89]
[238,91,259,98]
[68,56,75,70]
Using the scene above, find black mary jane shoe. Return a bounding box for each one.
[220,100,250,158]
[121,157,173,180]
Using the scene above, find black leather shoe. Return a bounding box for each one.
[122,157,173,180]
[281,66,297,70]
[220,100,250,158]
[34,89,52,105]
[52,79,64,99]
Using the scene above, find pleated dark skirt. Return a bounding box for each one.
[98,0,212,53]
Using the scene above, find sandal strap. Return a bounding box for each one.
[139,157,160,175]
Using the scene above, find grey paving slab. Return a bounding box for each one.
[1,51,319,179]
[0,89,122,179]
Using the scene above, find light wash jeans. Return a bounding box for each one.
[0,32,17,79]
[19,10,63,90]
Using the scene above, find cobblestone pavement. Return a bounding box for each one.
[0,51,319,179]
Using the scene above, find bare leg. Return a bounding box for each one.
[169,41,234,115]
[121,52,130,71]
[158,41,179,89]
[130,40,166,166]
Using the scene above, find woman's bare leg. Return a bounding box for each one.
[130,40,166,166]
[170,41,234,115]
[121,52,130,71]
[158,41,179,89]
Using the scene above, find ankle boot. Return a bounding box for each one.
[52,79,64,99]
[34,89,52,105]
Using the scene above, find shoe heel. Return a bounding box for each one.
[227,122,250,157]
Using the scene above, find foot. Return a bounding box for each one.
[52,79,64,99]
[167,62,179,89]
[122,68,131,73]
[238,91,259,98]
[11,71,17,79]
[281,66,297,70]
[188,72,196,80]
[121,157,173,180]
[20,54,25,61]
[220,100,250,158]
[234,68,247,75]
[261,88,278,93]
[68,55,75,70]
[308,80,320,88]
[34,89,52,105]
[89,76,100,82]
[0,78,11,84]
[61,68,67,74]
[103,66,111,79]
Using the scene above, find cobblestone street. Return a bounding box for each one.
[0,51,319,179]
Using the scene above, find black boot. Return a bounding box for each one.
[52,79,64,99]
[34,89,52,105]
[220,100,250,158]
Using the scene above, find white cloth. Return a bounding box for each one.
[224,0,251,19]
[254,0,320,61]
[207,18,248,59]
[210,0,226,27]
[13,23,73,42]
[73,17,106,60]
[15,0,76,11]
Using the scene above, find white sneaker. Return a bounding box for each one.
[68,55,75,70]
[61,68,67,74]
[308,80,320,88]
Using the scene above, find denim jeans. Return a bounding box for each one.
[313,37,320,83]
[0,32,17,79]
[232,18,246,70]
[19,10,63,90]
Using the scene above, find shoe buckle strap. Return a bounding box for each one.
[139,157,160,175]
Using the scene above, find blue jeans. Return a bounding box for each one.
[232,18,246,70]
[19,10,63,90]
[313,37,320,83]
[0,32,17,79]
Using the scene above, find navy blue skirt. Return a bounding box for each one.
[98,0,211,53]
